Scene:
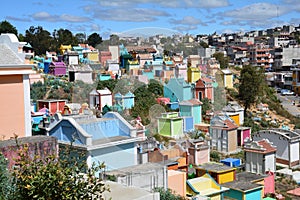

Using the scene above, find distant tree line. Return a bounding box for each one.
[0,20,103,55]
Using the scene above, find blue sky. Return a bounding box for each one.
[1,0,300,38]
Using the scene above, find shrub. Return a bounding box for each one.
[154,187,185,200]
[210,151,221,162]
[1,140,109,200]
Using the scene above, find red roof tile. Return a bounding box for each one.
[201,77,213,83]
[224,119,238,130]
[287,188,300,196]
[244,139,277,154]
[179,98,202,106]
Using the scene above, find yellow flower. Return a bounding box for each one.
[59,181,63,186]
[25,184,31,189]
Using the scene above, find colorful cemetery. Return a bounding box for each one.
[157,112,183,139]
[89,88,112,111]
[194,77,214,102]
[49,62,67,76]
[164,77,192,102]
[209,115,238,153]
[186,173,229,199]
[114,91,135,110]
[179,98,202,125]
[42,111,143,171]
[195,162,236,184]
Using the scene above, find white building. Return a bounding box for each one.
[244,139,276,174]
[89,88,112,111]
[252,129,300,168]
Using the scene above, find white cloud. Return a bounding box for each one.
[6,16,31,22]
[87,0,229,8]
[222,3,289,20]
[32,12,90,23]
[184,0,229,8]
[92,8,169,22]
[90,24,101,31]
[173,25,198,32]
[60,14,90,22]
[169,16,207,26]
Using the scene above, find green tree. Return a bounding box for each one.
[148,79,163,97]
[9,141,109,200]
[75,33,87,44]
[213,86,227,112]
[199,41,209,48]
[131,84,157,124]
[24,26,52,55]
[243,117,260,133]
[96,79,118,92]
[0,153,15,200]
[238,65,265,116]
[201,97,212,115]
[87,33,102,48]
[109,34,120,45]
[213,52,229,69]
[153,187,185,200]
[0,20,17,36]
[52,28,79,51]
[30,81,47,102]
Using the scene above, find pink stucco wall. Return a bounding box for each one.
[205,87,213,101]
[168,170,186,197]
[29,73,44,85]
[0,75,26,139]
[264,172,275,195]
[99,51,112,66]
[0,136,58,169]
[197,148,210,165]
[242,129,251,146]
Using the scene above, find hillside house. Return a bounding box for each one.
[222,101,244,126]
[194,77,214,102]
[210,115,238,153]
[41,112,143,171]
[175,63,187,80]
[179,99,202,125]
[68,64,93,83]
[89,88,113,111]
[49,62,67,76]
[164,77,192,102]
[157,112,184,139]
[244,139,277,174]
[195,162,236,184]
[187,67,201,84]
[186,173,229,199]
[114,91,135,110]
[252,129,300,167]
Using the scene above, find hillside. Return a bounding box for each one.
[226,67,299,132]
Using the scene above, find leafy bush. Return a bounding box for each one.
[0,140,109,200]
[0,154,15,200]
[210,151,221,162]
[153,187,186,200]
